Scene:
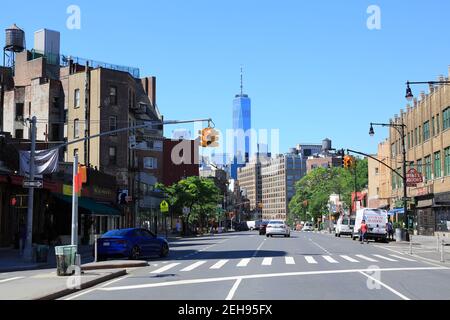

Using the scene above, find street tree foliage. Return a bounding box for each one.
[288,158,368,222]
[156,176,221,234]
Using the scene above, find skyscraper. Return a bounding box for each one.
[231,67,251,179]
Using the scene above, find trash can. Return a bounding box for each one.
[35,244,49,263]
[55,245,77,276]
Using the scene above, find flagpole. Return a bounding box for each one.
[71,152,79,247]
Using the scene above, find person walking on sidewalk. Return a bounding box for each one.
[359,220,368,244]
[386,221,394,241]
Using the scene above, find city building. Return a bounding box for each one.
[294,143,323,177]
[230,68,251,179]
[368,139,391,209]
[261,151,303,221]
[384,68,450,236]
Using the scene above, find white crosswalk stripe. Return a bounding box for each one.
[262,258,272,266]
[285,257,295,265]
[322,255,339,263]
[237,258,251,267]
[373,254,398,262]
[210,260,229,269]
[0,276,24,283]
[355,254,378,262]
[305,256,318,264]
[181,261,207,271]
[340,255,359,263]
[388,254,416,262]
[150,263,180,274]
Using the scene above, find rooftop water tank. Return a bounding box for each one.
[322,138,332,152]
[5,24,25,52]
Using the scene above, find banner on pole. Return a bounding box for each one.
[19,149,59,177]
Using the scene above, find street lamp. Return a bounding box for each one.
[369,121,409,241]
[405,80,450,102]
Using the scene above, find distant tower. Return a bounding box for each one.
[3,24,25,69]
[231,66,251,179]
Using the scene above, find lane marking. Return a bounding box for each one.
[252,240,266,258]
[225,278,242,300]
[181,261,207,272]
[150,263,180,274]
[322,255,339,264]
[355,254,378,262]
[237,258,251,267]
[0,276,24,283]
[373,245,444,267]
[99,266,448,291]
[358,271,410,300]
[305,256,317,264]
[210,260,229,269]
[389,254,416,262]
[262,258,272,266]
[373,254,397,262]
[308,238,332,255]
[285,257,295,265]
[340,255,359,263]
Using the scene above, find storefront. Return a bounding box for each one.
[434,192,450,235]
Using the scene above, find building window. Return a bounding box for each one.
[51,124,60,141]
[73,148,78,157]
[443,107,450,131]
[64,109,68,124]
[445,147,450,176]
[375,167,379,175]
[407,132,410,149]
[143,157,157,169]
[15,129,23,139]
[423,121,430,141]
[432,117,435,136]
[109,86,118,105]
[109,147,117,165]
[74,89,80,108]
[436,114,440,134]
[434,151,441,179]
[74,118,79,138]
[109,116,117,135]
[414,128,418,146]
[425,155,432,181]
[15,103,24,121]
[418,126,422,143]
[417,159,423,175]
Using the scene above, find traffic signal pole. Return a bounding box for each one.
[71,153,79,246]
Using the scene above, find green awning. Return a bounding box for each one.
[54,194,121,216]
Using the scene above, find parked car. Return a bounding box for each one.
[266,220,291,238]
[302,222,314,232]
[335,215,355,237]
[259,221,269,235]
[96,228,169,261]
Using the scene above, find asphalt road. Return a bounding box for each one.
[62,231,450,300]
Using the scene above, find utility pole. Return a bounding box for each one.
[71,152,79,246]
[0,73,4,132]
[23,116,36,261]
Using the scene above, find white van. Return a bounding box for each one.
[246,221,256,230]
[352,208,388,242]
[335,215,355,237]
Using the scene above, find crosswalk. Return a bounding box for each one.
[149,254,419,274]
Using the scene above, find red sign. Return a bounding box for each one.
[406,168,423,187]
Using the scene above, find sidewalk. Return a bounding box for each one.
[0,245,94,273]
[0,267,126,300]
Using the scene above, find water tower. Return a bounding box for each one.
[3,24,25,68]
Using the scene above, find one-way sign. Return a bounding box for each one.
[23,180,43,188]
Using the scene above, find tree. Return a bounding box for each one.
[156,176,221,235]
[289,158,368,222]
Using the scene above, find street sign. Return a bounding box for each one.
[406,168,423,187]
[160,200,169,213]
[23,180,43,189]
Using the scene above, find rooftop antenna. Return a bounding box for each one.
[240,65,243,96]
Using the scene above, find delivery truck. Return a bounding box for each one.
[352,208,388,242]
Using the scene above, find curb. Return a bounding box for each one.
[35,269,127,300]
[81,261,148,271]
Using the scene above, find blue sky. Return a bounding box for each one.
[2,0,450,155]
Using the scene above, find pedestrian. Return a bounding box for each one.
[176,220,181,234]
[359,219,368,244]
[387,221,394,241]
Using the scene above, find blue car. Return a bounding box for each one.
[96,228,169,261]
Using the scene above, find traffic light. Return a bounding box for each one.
[199,127,220,148]
[343,155,354,169]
